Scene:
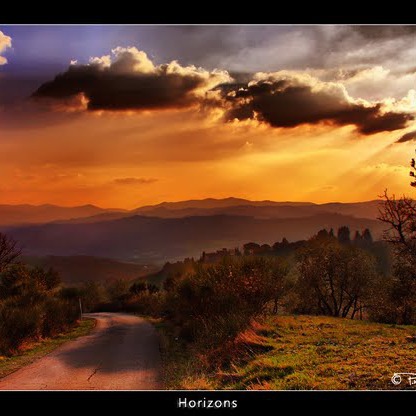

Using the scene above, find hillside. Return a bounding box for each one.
[23,255,157,284]
[4,213,385,262]
[162,315,416,390]
[0,204,125,226]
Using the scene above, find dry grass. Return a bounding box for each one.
[159,315,416,390]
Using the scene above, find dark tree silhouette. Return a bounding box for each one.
[0,233,21,273]
[411,152,416,187]
[354,231,362,243]
[376,150,416,324]
[243,242,261,255]
[378,190,416,257]
[316,229,329,240]
[337,226,351,244]
[362,228,373,244]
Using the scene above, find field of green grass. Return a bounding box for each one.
[159,315,416,390]
[0,318,95,379]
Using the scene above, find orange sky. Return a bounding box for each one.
[0,107,413,209]
[1,27,416,209]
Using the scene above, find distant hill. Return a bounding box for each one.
[22,255,157,285]
[126,200,382,220]
[55,199,383,224]
[0,204,126,226]
[5,213,385,263]
[0,198,383,227]
[133,197,315,212]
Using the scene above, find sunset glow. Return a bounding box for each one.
[0,25,415,208]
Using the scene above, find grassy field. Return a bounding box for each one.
[0,318,96,379]
[159,315,416,390]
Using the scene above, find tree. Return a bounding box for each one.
[0,233,21,273]
[316,229,329,240]
[243,242,260,255]
[296,238,376,318]
[376,150,416,324]
[353,231,362,243]
[337,226,351,244]
[362,228,373,244]
[378,190,416,259]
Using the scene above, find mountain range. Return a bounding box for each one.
[0,198,382,226]
[0,198,386,264]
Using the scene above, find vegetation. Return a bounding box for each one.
[0,318,95,379]
[159,315,416,390]
[2,150,416,391]
[294,236,376,318]
[0,234,81,356]
[150,147,416,389]
[164,257,288,349]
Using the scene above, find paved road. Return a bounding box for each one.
[0,313,162,390]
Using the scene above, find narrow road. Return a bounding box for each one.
[0,313,162,390]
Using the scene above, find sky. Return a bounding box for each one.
[0,25,416,208]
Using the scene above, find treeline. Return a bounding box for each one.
[243,226,375,256]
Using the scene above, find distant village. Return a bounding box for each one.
[199,226,374,264]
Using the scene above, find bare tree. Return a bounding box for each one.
[0,233,21,273]
[375,151,416,324]
[378,150,416,260]
[378,190,416,258]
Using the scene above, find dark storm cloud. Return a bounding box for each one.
[29,45,414,136]
[396,130,416,143]
[32,47,230,111]
[222,74,413,134]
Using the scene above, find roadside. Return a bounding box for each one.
[0,318,95,379]
[156,315,416,390]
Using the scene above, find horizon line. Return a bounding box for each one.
[0,196,385,211]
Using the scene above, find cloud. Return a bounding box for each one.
[33,46,231,111]
[28,44,416,136]
[396,130,416,143]
[0,31,12,66]
[222,71,413,134]
[351,26,416,40]
[113,177,158,185]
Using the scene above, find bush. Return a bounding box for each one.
[123,292,166,317]
[0,264,80,355]
[168,257,288,349]
[42,298,79,338]
[0,301,43,355]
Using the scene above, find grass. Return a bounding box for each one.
[158,315,416,390]
[0,318,96,379]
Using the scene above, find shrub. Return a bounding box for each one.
[168,257,288,348]
[0,264,80,355]
[42,298,79,338]
[0,301,43,355]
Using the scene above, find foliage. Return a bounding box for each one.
[167,257,289,348]
[0,263,78,355]
[294,237,377,318]
[0,233,21,273]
